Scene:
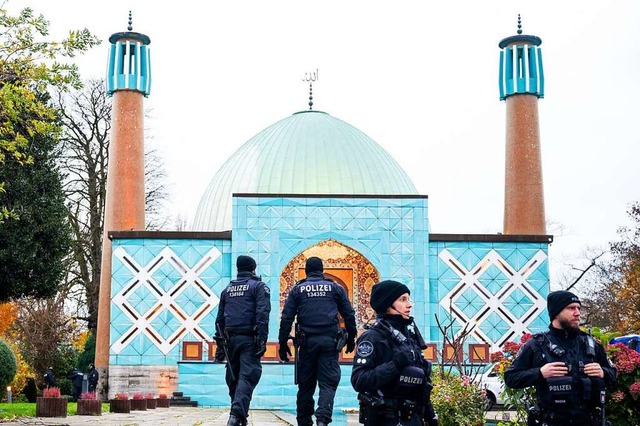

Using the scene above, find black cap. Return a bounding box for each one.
[370,280,410,314]
[305,257,323,274]
[547,290,581,321]
[236,255,256,272]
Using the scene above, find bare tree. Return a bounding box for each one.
[55,79,110,334]
[54,79,171,334]
[434,310,478,378]
[12,293,77,387]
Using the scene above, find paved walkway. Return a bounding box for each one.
[0,406,514,425]
[0,407,361,426]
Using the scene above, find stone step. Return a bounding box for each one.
[170,399,198,407]
[172,391,184,397]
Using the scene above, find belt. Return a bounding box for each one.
[543,411,596,425]
[226,327,254,336]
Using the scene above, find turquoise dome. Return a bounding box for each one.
[192,110,418,231]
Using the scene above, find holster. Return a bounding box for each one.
[527,404,541,426]
[336,329,347,351]
[358,393,384,426]
[398,400,418,421]
[294,323,306,347]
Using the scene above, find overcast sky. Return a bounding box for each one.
[10,0,640,288]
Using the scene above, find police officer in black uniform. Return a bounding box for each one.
[67,367,83,402]
[43,366,56,388]
[215,255,271,426]
[278,257,357,426]
[505,290,617,426]
[351,280,438,426]
[87,363,99,393]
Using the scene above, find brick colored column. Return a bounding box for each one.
[504,93,546,234]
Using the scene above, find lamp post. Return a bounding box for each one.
[6,386,11,403]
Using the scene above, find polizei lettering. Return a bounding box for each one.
[300,283,332,297]
[548,384,572,392]
[227,284,249,297]
[399,375,423,385]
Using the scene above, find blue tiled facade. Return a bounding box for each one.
[109,195,550,409]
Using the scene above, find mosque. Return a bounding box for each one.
[94,15,552,409]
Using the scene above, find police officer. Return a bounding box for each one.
[67,367,83,402]
[351,280,437,426]
[43,366,56,388]
[87,363,99,393]
[505,290,617,426]
[278,257,357,426]
[215,255,271,426]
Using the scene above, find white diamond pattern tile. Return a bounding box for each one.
[111,245,222,355]
[438,248,547,351]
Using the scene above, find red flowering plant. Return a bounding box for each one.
[158,393,168,399]
[80,391,97,400]
[114,392,128,400]
[604,342,640,426]
[132,393,145,400]
[491,333,536,426]
[42,387,61,398]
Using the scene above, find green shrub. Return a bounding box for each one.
[431,373,486,426]
[0,339,17,391]
[14,393,28,403]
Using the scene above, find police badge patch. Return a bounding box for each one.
[357,341,374,357]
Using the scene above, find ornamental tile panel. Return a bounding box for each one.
[503,288,534,318]
[436,244,548,351]
[129,284,159,316]
[110,240,228,363]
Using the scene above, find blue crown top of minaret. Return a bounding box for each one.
[498,15,543,101]
[106,11,151,96]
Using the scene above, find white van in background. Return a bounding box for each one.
[474,362,505,409]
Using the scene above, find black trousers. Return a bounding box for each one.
[296,334,340,426]
[226,334,262,419]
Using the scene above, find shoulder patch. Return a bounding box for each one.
[263,284,271,295]
[357,341,374,357]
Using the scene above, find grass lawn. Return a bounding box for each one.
[0,402,110,419]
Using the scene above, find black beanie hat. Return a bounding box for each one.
[547,290,581,321]
[305,256,324,274]
[370,280,410,314]
[236,255,256,272]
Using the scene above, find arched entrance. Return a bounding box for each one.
[279,239,380,328]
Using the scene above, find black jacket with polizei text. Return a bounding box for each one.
[216,272,271,341]
[504,325,617,414]
[351,314,437,421]
[278,273,356,340]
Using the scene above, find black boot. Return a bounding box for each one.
[317,421,329,426]
[227,413,246,426]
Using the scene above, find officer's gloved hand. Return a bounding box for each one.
[255,339,267,358]
[392,351,413,370]
[278,341,292,362]
[425,417,438,426]
[214,347,225,363]
[346,337,356,354]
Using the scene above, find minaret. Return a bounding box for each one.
[499,15,546,235]
[95,12,151,395]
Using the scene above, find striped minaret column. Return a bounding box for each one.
[95,12,151,398]
[499,15,546,235]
